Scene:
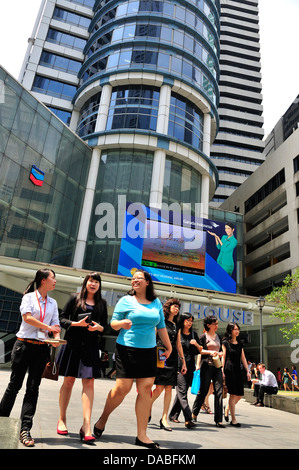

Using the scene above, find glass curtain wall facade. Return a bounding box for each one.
[0,66,92,266]
[19,0,221,274]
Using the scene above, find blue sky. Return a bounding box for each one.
[0,0,298,137]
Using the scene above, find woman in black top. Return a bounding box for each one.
[57,272,107,443]
[150,298,186,431]
[169,312,202,428]
[222,322,250,426]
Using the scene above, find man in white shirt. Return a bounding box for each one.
[251,363,278,407]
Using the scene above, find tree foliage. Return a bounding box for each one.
[266,269,299,340]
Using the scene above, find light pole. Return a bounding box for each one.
[256,296,265,363]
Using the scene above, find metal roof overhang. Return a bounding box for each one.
[0,256,275,317]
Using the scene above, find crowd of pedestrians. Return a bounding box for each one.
[0,268,293,448]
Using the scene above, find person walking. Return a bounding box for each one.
[168,312,202,428]
[191,315,225,428]
[0,269,61,447]
[222,322,251,427]
[282,367,291,391]
[56,272,107,443]
[288,366,299,391]
[150,298,186,431]
[93,269,172,449]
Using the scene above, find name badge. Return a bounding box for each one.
[38,330,46,340]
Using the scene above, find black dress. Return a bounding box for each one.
[57,294,108,379]
[222,339,244,396]
[154,320,178,387]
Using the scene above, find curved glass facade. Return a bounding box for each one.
[0,67,92,265]
[76,0,219,106]
[163,155,202,211]
[84,148,154,272]
[84,147,205,273]
[106,85,160,131]
[77,91,102,137]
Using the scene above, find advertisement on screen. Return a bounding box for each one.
[117,204,237,293]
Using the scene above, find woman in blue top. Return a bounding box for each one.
[94,269,172,449]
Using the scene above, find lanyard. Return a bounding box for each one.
[36,290,47,323]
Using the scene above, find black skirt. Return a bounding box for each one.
[115,343,157,379]
[56,343,101,379]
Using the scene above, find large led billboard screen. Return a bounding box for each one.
[117,204,237,293]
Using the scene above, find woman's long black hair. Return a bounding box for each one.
[128,269,157,301]
[177,312,194,332]
[24,268,55,295]
[76,272,103,310]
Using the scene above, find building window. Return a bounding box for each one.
[77,92,102,137]
[32,76,77,101]
[46,28,87,51]
[163,156,202,212]
[168,92,203,150]
[48,107,72,125]
[244,169,286,213]
[53,7,90,29]
[39,52,81,75]
[293,154,299,173]
[106,85,159,131]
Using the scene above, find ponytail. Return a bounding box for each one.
[23,269,55,295]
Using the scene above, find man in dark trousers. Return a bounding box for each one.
[251,363,278,407]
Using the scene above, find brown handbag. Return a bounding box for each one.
[42,346,59,381]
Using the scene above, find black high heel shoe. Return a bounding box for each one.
[159,419,172,431]
[135,437,160,449]
[93,424,105,438]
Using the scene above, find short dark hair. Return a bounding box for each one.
[203,315,218,331]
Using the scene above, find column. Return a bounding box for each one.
[72,148,101,268]
[149,149,166,209]
[149,84,171,208]
[95,83,112,133]
[201,174,210,219]
[203,112,211,157]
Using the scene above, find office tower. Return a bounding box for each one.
[210,0,264,206]
[19,0,221,274]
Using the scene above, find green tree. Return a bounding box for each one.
[266,269,299,340]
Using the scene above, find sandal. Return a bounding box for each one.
[204,404,212,414]
[20,429,35,447]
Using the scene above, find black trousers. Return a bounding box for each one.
[169,370,193,422]
[0,339,49,431]
[253,383,278,403]
[192,363,223,423]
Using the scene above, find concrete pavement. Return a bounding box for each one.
[0,368,298,452]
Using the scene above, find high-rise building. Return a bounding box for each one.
[210,0,265,206]
[19,0,221,274]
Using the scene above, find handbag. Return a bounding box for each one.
[191,369,201,395]
[42,346,59,381]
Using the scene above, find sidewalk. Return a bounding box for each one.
[0,368,298,452]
